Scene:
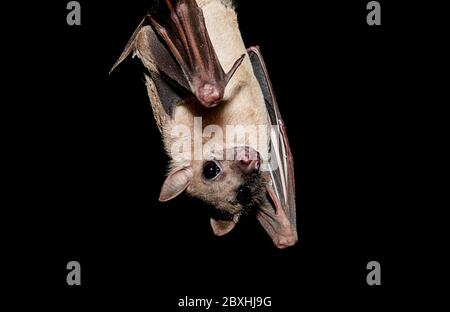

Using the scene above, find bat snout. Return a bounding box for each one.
[235,147,261,174]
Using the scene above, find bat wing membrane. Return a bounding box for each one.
[248,46,298,248]
[110,0,244,109]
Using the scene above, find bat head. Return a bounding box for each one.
[159,146,266,235]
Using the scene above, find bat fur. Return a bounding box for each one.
[115,0,297,248]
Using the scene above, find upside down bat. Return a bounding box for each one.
[111,0,297,248]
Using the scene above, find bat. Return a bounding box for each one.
[110,0,297,248]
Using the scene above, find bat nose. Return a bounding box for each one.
[236,147,260,173]
[240,159,260,173]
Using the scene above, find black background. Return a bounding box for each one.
[8,0,428,309]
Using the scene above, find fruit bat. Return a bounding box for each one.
[110,0,297,248]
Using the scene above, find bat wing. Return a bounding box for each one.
[248,46,298,248]
[110,16,189,117]
[110,0,245,109]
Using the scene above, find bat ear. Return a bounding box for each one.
[210,218,236,236]
[256,185,298,249]
[159,166,193,202]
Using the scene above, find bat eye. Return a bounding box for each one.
[203,161,221,180]
[236,186,252,205]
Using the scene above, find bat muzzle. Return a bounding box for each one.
[233,146,261,174]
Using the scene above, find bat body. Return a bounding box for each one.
[111,0,297,248]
